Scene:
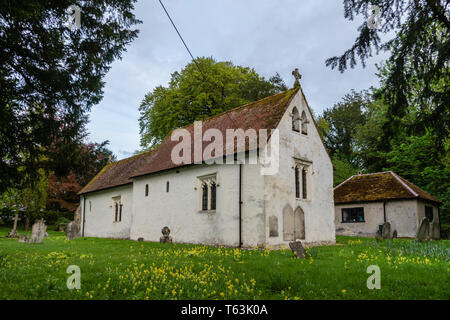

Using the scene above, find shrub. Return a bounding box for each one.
[54,217,71,232]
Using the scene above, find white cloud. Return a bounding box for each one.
[87,0,390,159]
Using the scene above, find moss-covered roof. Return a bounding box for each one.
[334,171,441,204]
[79,87,309,194]
[78,151,153,195]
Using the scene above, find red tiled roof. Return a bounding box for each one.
[78,151,153,195]
[79,87,325,195]
[131,88,299,178]
[334,171,441,204]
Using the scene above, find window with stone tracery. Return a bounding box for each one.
[294,160,311,200]
[112,196,122,222]
[198,174,217,212]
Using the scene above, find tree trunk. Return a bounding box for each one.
[25,214,30,232]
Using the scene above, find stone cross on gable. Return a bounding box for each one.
[292,68,302,88]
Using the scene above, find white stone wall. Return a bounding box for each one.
[264,90,335,246]
[334,199,437,238]
[81,184,133,239]
[335,202,385,237]
[80,89,336,246]
[385,200,418,237]
[130,162,265,247]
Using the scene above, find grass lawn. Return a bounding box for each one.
[0,226,448,300]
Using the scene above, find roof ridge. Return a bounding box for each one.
[164,88,299,136]
[389,171,419,197]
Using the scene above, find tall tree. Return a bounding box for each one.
[0,0,141,193]
[327,0,449,149]
[319,90,371,167]
[138,57,288,149]
[46,141,115,212]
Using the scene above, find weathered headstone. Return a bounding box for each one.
[375,233,382,242]
[18,234,27,243]
[289,240,308,259]
[28,219,47,244]
[7,214,20,238]
[159,226,173,243]
[392,230,398,239]
[416,217,430,242]
[268,216,278,237]
[431,221,440,240]
[65,221,80,240]
[382,222,391,239]
[74,204,82,227]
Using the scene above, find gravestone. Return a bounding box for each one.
[18,234,27,243]
[288,240,308,259]
[74,205,82,227]
[268,216,279,237]
[65,221,80,240]
[392,230,398,239]
[431,221,440,240]
[375,233,382,243]
[28,219,47,244]
[416,217,430,242]
[159,226,173,243]
[7,214,19,238]
[382,222,391,239]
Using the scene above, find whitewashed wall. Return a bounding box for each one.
[130,162,265,247]
[335,202,385,237]
[334,199,438,238]
[264,90,335,246]
[386,200,418,237]
[81,184,133,239]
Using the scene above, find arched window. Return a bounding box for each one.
[301,111,308,135]
[166,181,169,193]
[292,107,300,132]
[145,184,149,196]
[202,182,208,211]
[115,202,118,222]
[295,166,300,198]
[302,167,307,199]
[210,182,216,210]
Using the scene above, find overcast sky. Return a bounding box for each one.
[86,0,390,159]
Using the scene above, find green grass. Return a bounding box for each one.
[0,226,448,300]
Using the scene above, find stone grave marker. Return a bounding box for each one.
[160,226,173,243]
[431,221,440,240]
[7,214,19,238]
[392,230,398,238]
[18,234,27,243]
[289,240,308,259]
[65,221,80,240]
[416,217,430,242]
[382,222,391,239]
[28,219,47,244]
[268,216,279,237]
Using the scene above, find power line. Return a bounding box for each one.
[158,0,207,82]
[158,0,239,129]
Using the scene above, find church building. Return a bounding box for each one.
[78,82,335,247]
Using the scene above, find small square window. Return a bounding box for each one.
[342,207,364,223]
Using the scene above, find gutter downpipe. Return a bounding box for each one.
[82,195,86,237]
[383,200,387,223]
[239,163,243,248]
[438,206,442,239]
